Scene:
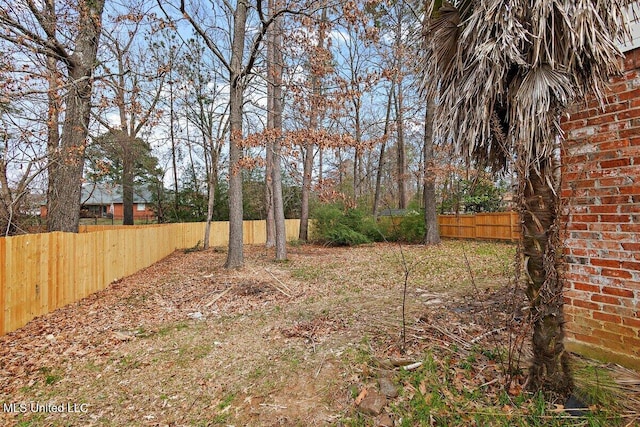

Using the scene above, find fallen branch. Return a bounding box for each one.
[205,286,233,307]
[470,327,507,345]
[264,268,293,295]
[402,361,423,371]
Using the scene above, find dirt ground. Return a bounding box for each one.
[1,241,631,426]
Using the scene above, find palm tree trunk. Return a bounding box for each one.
[521,160,572,394]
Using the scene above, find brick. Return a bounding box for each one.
[562,119,588,132]
[591,259,621,268]
[572,299,600,310]
[620,185,640,195]
[597,337,628,353]
[600,158,631,168]
[588,239,621,248]
[563,305,581,316]
[622,316,640,329]
[592,329,623,343]
[588,132,622,145]
[565,109,595,121]
[598,177,630,187]
[619,127,640,139]
[570,222,588,231]
[593,311,622,324]
[572,332,602,346]
[568,264,600,276]
[607,323,636,337]
[573,180,597,189]
[591,294,621,305]
[572,214,599,222]
[621,224,640,233]
[622,242,640,252]
[602,304,638,318]
[620,204,640,213]
[598,139,630,150]
[618,107,640,120]
[570,248,589,257]
[574,282,600,293]
[605,122,628,132]
[601,195,632,204]
[622,336,640,352]
[617,88,640,101]
[586,113,617,126]
[600,214,631,223]
[587,223,619,232]
[602,286,635,298]
[621,260,640,271]
[570,231,603,240]
[602,268,633,279]
[568,322,594,335]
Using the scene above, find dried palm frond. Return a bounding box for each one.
[572,355,640,413]
[420,0,634,178]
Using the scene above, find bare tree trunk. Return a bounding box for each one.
[204,125,223,249]
[169,81,179,214]
[204,159,218,249]
[299,6,326,242]
[299,140,314,241]
[45,54,60,231]
[373,83,394,218]
[270,0,287,260]
[47,0,105,232]
[393,6,407,211]
[522,159,571,394]
[423,99,440,244]
[353,105,362,198]
[225,0,249,269]
[395,80,407,210]
[265,139,275,247]
[264,3,276,249]
[121,133,135,226]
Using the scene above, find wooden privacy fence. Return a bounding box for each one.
[438,212,520,241]
[0,219,301,336]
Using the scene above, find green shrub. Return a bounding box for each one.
[325,224,371,246]
[311,204,380,246]
[396,211,426,243]
[310,204,345,241]
[311,203,429,245]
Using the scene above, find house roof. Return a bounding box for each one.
[81,184,152,205]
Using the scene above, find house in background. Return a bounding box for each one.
[40,183,156,221]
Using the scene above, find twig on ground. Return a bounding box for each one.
[205,285,233,307]
[264,268,293,294]
[470,327,507,344]
[315,353,327,378]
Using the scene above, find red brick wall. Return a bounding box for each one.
[110,203,155,220]
[561,47,640,370]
